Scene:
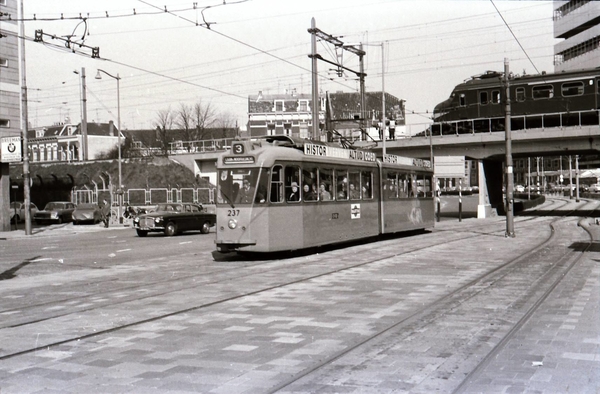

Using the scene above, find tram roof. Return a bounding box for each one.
[219,135,431,170]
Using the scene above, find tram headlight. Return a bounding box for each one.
[228,219,238,229]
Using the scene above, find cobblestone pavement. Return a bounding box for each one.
[0,205,598,393]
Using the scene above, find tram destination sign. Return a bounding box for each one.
[304,143,376,162]
[224,156,255,164]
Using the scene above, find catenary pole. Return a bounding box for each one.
[19,0,31,235]
[310,18,319,140]
[504,58,515,237]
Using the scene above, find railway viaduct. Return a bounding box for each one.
[173,124,600,219]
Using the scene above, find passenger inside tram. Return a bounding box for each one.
[320,184,332,200]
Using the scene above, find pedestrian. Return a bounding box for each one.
[101,199,111,228]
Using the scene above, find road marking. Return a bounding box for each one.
[179,241,193,245]
[117,249,132,253]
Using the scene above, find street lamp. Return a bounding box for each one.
[95,69,122,223]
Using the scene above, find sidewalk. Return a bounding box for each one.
[0,220,131,239]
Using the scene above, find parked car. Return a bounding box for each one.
[514,184,525,193]
[72,203,102,225]
[33,201,77,224]
[589,184,600,193]
[132,203,216,237]
[9,202,39,223]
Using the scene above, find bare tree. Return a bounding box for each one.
[176,103,195,144]
[216,111,238,139]
[155,107,174,155]
[193,101,217,140]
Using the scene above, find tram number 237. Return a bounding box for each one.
[227,209,240,217]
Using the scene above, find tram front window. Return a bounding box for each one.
[218,169,267,205]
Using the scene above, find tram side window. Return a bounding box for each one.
[479,91,488,105]
[459,94,466,107]
[270,165,284,203]
[349,172,361,200]
[302,167,318,201]
[417,175,432,197]
[532,85,554,100]
[515,87,526,102]
[398,173,409,198]
[319,168,333,201]
[361,171,373,199]
[386,172,398,199]
[491,90,500,104]
[285,165,301,203]
[336,169,348,200]
[562,81,584,97]
[409,174,418,197]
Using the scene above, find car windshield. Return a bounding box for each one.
[44,202,63,210]
[155,204,182,212]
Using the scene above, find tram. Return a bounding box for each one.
[432,67,600,134]
[214,135,434,253]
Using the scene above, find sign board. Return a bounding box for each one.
[0,136,22,163]
[434,156,465,178]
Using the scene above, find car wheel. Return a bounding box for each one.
[165,222,177,237]
[57,217,63,224]
[73,220,79,225]
[200,221,211,234]
[12,215,20,224]
[136,229,148,237]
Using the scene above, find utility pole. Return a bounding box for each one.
[81,67,88,160]
[310,18,319,140]
[504,58,515,237]
[381,42,386,157]
[19,0,31,235]
[359,43,366,141]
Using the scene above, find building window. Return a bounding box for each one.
[0,58,7,68]
[273,100,285,112]
[515,87,526,102]
[0,0,6,5]
[298,100,309,112]
[561,81,584,97]
[0,119,9,128]
[532,85,554,100]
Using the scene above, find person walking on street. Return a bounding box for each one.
[101,199,111,228]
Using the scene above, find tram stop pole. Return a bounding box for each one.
[504,58,515,238]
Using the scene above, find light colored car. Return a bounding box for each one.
[33,201,76,225]
[9,202,39,223]
[589,184,600,193]
[72,203,102,225]
[514,185,525,193]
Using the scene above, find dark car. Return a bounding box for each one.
[72,203,102,225]
[33,201,77,224]
[132,203,216,237]
[10,202,39,223]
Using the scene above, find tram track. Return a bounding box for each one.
[0,223,508,360]
[0,198,596,393]
[269,200,598,393]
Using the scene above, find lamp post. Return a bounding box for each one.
[95,69,122,223]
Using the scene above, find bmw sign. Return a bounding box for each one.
[0,136,22,163]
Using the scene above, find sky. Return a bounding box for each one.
[18,0,558,134]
